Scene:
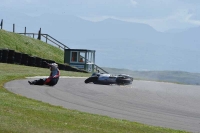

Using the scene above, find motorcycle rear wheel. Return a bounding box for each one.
[116,77,132,85]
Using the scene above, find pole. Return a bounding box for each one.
[1,19,3,29]
[46,35,48,43]
[24,27,26,35]
[13,24,15,33]
[37,28,41,40]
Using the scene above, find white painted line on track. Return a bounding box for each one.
[26,76,87,78]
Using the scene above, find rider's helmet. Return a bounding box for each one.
[50,63,58,71]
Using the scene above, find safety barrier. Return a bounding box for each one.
[0,48,88,73]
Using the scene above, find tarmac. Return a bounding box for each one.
[4,76,200,132]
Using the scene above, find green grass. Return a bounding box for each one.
[0,63,188,133]
[0,30,189,132]
[0,29,64,63]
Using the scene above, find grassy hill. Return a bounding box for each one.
[0,29,64,63]
[0,29,190,132]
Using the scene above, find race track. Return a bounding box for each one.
[4,77,200,132]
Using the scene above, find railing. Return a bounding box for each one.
[18,33,70,49]
[1,19,108,73]
[95,64,108,73]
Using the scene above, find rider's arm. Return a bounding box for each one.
[43,61,50,66]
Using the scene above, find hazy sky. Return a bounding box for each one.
[1,0,200,31]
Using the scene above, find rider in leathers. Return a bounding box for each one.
[28,61,60,86]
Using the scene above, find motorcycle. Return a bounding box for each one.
[85,72,133,85]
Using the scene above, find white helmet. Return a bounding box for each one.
[50,63,58,71]
[51,63,58,67]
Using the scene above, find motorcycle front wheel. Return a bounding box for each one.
[85,76,98,83]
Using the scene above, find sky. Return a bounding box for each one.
[1,0,200,32]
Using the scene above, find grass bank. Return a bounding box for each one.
[0,29,64,63]
[0,63,188,133]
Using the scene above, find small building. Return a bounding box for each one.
[64,49,96,72]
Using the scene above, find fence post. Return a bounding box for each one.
[37,28,41,40]
[46,34,48,43]
[13,24,15,33]
[24,27,26,35]
[1,19,3,29]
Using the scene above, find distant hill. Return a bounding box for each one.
[103,67,200,85]
[1,13,200,73]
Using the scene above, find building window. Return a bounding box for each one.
[71,51,86,63]
[71,52,77,62]
[79,52,85,63]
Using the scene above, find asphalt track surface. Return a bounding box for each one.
[4,77,200,132]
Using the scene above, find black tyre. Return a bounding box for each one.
[21,53,29,65]
[28,56,36,66]
[1,49,9,63]
[85,76,98,83]
[7,50,15,64]
[116,77,133,85]
[35,57,42,67]
[14,52,22,64]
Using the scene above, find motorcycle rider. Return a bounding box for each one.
[28,61,60,86]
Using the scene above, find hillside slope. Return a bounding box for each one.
[0,29,64,63]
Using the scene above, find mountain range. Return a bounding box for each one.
[1,12,200,73]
